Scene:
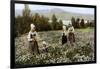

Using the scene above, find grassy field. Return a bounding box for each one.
[15,28,95,65]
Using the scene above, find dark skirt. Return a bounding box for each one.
[62,34,67,45]
[29,40,40,54]
[68,32,75,43]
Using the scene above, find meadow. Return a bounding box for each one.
[15,28,95,65]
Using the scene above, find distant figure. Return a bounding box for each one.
[68,24,75,44]
[27,24,40,54]
[62,25,67,45]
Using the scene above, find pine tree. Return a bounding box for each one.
[75,18,80,28]
[51,14,58,30]
[22,4,32,33]
[15,4,33,37]
[80,19,85,28]
[22,4,31,17]
[58,19,63,30]
[71,17,76,28]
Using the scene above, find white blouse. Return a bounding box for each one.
[27,31,40,42]
[68,26,75,33]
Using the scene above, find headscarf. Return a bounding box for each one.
[62,25,67,35]
[30,24,35,30]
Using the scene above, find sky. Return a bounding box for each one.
[15,3,94,15]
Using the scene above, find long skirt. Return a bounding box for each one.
[29,40,40,54]
[62,34,67,45]
[68,32,75,43]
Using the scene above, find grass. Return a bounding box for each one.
[15,28,95,65]
[76,27,93,32]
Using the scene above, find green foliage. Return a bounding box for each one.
[51,14,58,30]
[15,4,33,37]
[15,29,94,65]
[58,19,63,30]
[71,17,76,27]
[71,17,80,28]
[75,18,80,28]
[15,5,63,37]
[51,14,63,30]
[80,19,85,28]
[71,17,94,29]
[22,4,31,17]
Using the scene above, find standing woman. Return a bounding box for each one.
[68,24,75,44]
[27,24,40,54]
[62,25,67,45]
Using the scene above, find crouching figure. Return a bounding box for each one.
[42,41,48,52]
[27,24,40,54]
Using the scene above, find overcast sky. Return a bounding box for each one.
[15,4,94,15]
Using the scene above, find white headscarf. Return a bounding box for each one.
[30,24,35,30]
[63,25,66,31]
[42,41,47,45]
[62,25,67,35]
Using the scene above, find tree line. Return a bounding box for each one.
[71,17,94,28]
[15,4,94,37]
[15,4,63,37]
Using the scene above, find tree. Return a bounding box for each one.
[15,4,33,37]
[80,19,85,28]
[85,20,89,27]
[58,19,63,30]
[39,15,51,31]
[71,17,76,27]
[32,13,51,31]
[75,18,80,28]
[51,14,58,30]
[32,13,41,31]
[89,20,94,27]
[22,4,31,17]
[15,15,23,37]
[22,4,33,34]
